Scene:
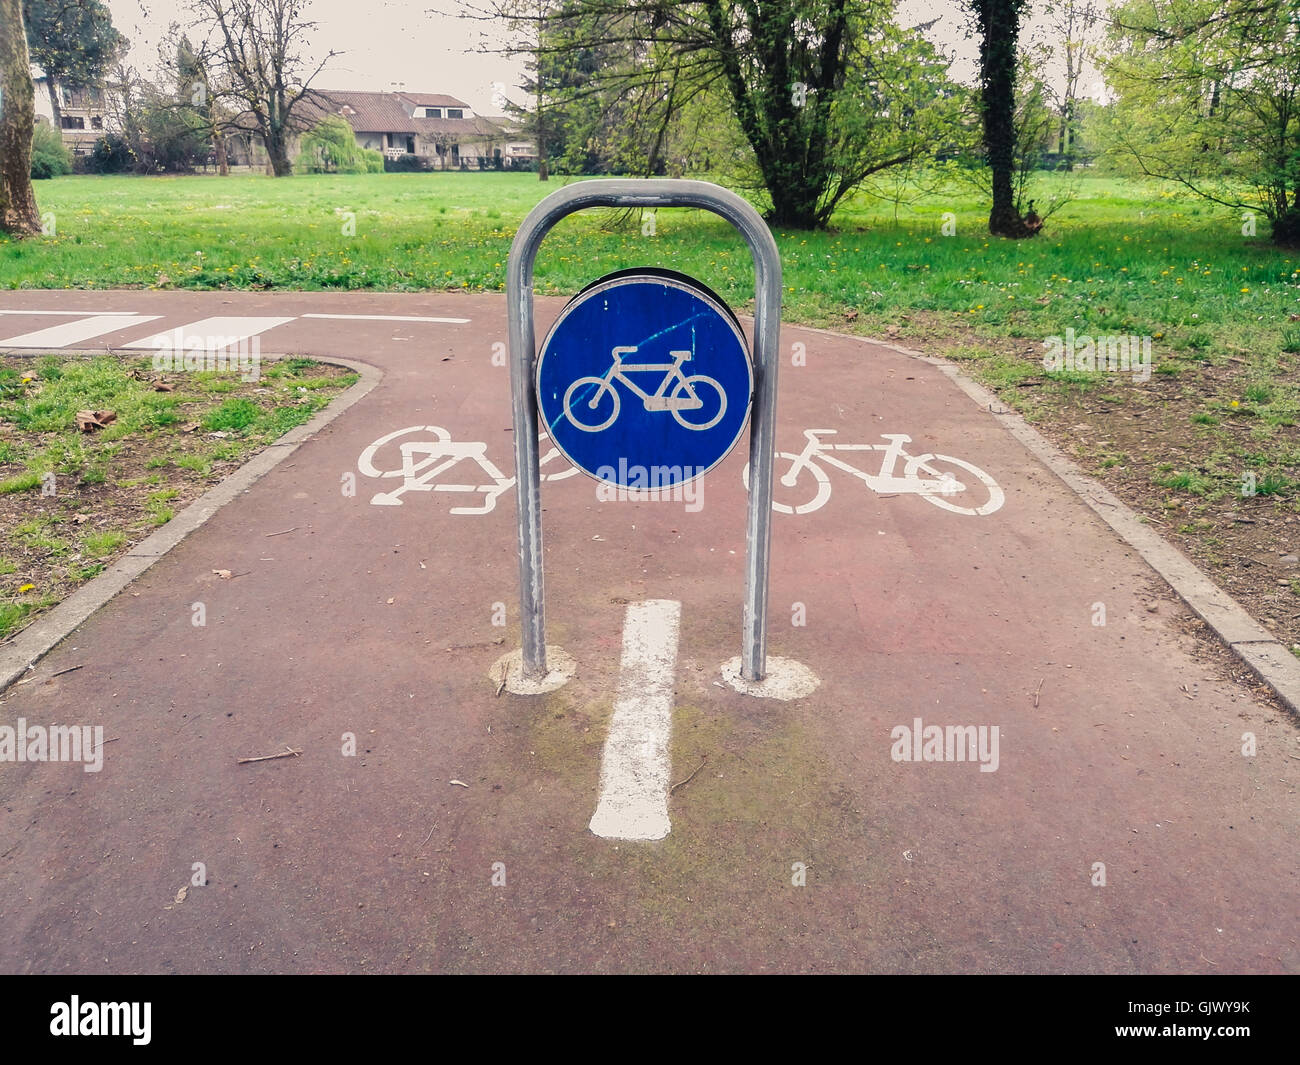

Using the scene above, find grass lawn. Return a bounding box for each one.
[5,168,1300,654]
[0,353,357,639]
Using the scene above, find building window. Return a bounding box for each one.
[60,115,85,129]
[446,109,463,119]
[424,107,441,118]
[91,116,103,129]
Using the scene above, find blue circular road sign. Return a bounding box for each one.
[536,268,753,489]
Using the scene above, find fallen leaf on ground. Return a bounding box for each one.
[75,410,117,432]
[180,422,200,433]
[173,885,188,904]
[450,780,469,788]
[153,381,175,392]
[71,513,90,524]
[213,569,232,580]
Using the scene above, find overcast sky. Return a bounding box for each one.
[104,0,1108,113]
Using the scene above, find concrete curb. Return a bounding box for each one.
[804,325,1300,715]
[0,353,381,693]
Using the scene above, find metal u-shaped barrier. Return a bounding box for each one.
[506,179,782,682]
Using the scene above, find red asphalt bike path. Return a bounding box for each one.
[0,289,1294,973]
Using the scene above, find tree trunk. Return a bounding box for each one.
[766,180,820,230]
[0,0,42,238]
[975,0,1034,238]
[215,132,228,176]
[45,76,63,131]
[265,129,292,176]
[1272,207,1300,247]
[535,23,548,183]
[536,105,548,181]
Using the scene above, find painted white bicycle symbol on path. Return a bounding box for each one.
[357,425,578,514]
[743,429,1005,516]
[563,345,727,432]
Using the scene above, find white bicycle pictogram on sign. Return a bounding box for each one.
[562,345,727,432]
[357,425,578,514]
[742,429,1005,516]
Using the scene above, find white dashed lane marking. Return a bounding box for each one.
[588,599,681,842]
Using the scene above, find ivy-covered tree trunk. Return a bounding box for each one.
[0,0,42,238]
[973,0,1034,238]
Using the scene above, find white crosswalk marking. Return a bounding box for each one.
[123,316,295,351]
[0,314,161,349]
[0,310,474,350]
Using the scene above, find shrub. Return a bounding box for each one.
[85,134,134,174]
[30,123,72,179]
[383,153,434,173]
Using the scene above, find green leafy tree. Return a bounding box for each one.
[22,0,125,129]
[463,0,964,228]
[523,12,715,177]
[138,100,209,171]
[1102,0,1300,245]
[297,114,383,173]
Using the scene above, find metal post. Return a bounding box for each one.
[506,179,782,682]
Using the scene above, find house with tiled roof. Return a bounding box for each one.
[304,89,535,169]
